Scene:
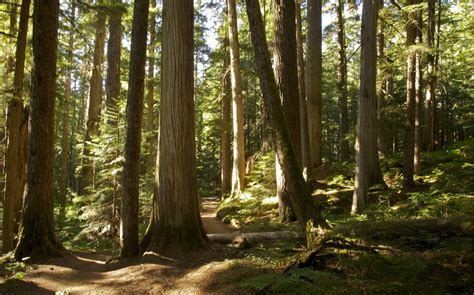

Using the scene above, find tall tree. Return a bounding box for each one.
[424,0,436,151]
[403,0,418,189]
[336,0,350,161]
[306,0,323,172]
[3,0,31,253]
[121,0,149,258]
[414,5,423,175]
[79,0,106,195]
[295,0,311,173]
[228,0,246,194]
[352,0,379,214]
[146,0,157,170]
[273,0,300,222]
[221,33,232,196]
[14,0,62,260]
[245,0,328,230]
[141,0,208,254]
[58,0,76,217]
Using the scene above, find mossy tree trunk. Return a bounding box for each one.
[14,0,62,260]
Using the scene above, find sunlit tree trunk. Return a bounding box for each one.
[3,0,30,253]
[352,0,379,214]
[228,0,246,194]
[79,0,106,195]
[336,0,349,161]
[221,32,232,196]
[141,0,208,254]
[424,0,436,151]
[121,0,149,258]
[14,0,62,260]
[306,0,323,172]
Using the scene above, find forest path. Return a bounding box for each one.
[0,197,244,294]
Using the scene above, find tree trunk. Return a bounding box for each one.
[14,0,62,260]
[228,0,246,194]
[141,0,208,255]
[336,0,349,161]
[245,0,328,230]
[352,0,379,214]
[221,33,232,196]
[79,0,106,195]
[306,0,323,172]
[414,8,423,175]
[403,0,418,189]
[58,0,76,220]
[424,0,436,151]
[273,0,300,222]
[121,0,149,258]
[146,0,157,172]
[295,1,310,174]
[3,0,31,253]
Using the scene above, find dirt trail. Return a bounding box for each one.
[1,197,241,294]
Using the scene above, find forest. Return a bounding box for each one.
[0,0,472,293]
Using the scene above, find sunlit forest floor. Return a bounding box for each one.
[0,140,473,294]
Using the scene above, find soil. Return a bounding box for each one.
[0,197,248,294]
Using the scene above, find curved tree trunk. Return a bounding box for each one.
[142,0,208,255]
[14,0,62,260]
[352,0,379,214]
[121,0,149,258]
[3,0,31,253]
[273,0,300,222]
[227,0,246,194]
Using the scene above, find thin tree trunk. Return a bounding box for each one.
[306,0,323,173]
[141,0,208,254]
[403,0,418,189]
[79,0,106,195]
[414,8,423,175]
[228,0,246,194]
[295,1,311,173]
[121,0,149,258]
[221,32,232,196]
[59,0,76,220]
[245,0,328,230]
[146,0,157,172]
[14,0,63,260]
[352,0,379,214]
[424,0,436,151]
[273,0,300,222]
[3,0,31,253]
[336,0,349,161]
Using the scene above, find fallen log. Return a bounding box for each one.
[207,231,303,247]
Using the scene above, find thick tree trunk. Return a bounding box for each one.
[295,1,311,173]
[424,0,436,151]
[245,0,328,230]
[3,0,31,253]
[273,0,300,222]
[121,0,149,258]
[228,0,246,194]
[414,9,423,175]
[14,0,62,260]
[352,0,379,214]
[146,0,157,172]
[336,0,349,161]
[79,0,106,195]
[142,0,208,255]
[59,0,76,219]
[306,0,323,172]
[403,0,418,189]
[221,34,232,196]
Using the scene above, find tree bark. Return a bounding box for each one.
[306,0,323,172]
[121,0,149,258]
[14,0,62,260]
[336,0,350,161]
[221,32,232,196]
[79,0,106,195]
[228,0,246,194]
[245,0,328,230]
[424,0,436,151]
[273,0,300,222]
[3,0,31,253]
[141,0,208,255]
[352,0,379,214]
[295,1,311,173]
[146,0,157,172]
[403,0,418,189]
[414,7,423,175]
